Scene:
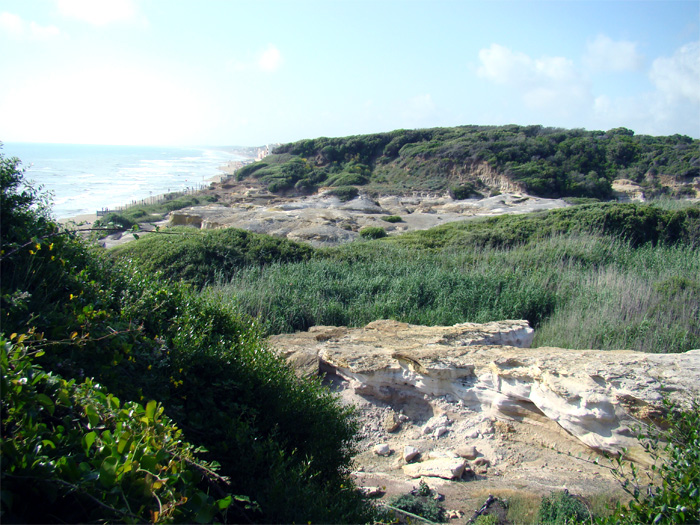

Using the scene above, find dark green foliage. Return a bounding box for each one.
[448,181,481,199]
[382,215,403,223]
[1,339,234,523]
[327,185,359,202]
[388,481,446,523]
[539,491,590,524]
[359,226,387,239]
[94,211,136,230]
[94,194,219,227]
[1,152,375,523]
[255,125,700,200]
[387,202,700,250]
[0,146,56,254]
[600,399,700,525]
[111,226,314,286]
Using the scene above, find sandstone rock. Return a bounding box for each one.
[433,426,449,439]
[164,183,568,247]
[446,509,465,520]
[403,445,421,462]
[359,486,385,497]
[455,445,478,460]
[403,457,467,480]
[384,411,401,433]
[373,443,392,456]
[270,319,700,456]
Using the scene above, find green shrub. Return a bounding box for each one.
[388,481,446,522]
[359,226,387,239]
[538,491,590,524]
[449,182,481,200]
[1,338,235,524]
[474,514,498,525]
[327,172,369,186]
[111,227,314,287]
[327,185,359,202]
[1,152,376,523]
[236,161,268,180]
[601,399,700,524]
[382,215,403,223]
[94,212,135,230]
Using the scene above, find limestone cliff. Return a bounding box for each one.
[271,320,699,455]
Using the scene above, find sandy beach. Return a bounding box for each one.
[59,213,98,227]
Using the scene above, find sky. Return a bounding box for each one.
[0,0,698,146]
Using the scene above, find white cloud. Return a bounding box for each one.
[228,44,283,74]
[477,44,580,87]
[400,93,437,125]
[649,40,700,104]
[477,44,533,84]
[0,12,23,35]
[0,11,61,39]
[258,44,282,72]
[584,34,644,72]
[477,43,591,116]
[30,21,61,39]
[590,42,700,136]
[55,0,142,26]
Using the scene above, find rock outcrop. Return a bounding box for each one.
[270,320,700,457]
[166,184,568,247]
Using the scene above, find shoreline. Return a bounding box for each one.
[59,213,98,227]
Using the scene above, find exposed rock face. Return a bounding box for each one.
[269,320,700,457]
[166,185,568,247]
[450,161,528,194]
[612,178,645,202]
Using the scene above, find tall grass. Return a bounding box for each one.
[208,233,700,353]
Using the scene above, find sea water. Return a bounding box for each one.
[3,143,246,219]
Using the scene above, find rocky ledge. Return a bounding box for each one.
[168,180,568,247]
[269,320,700,504]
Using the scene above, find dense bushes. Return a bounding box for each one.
[0,151,375,523]
[600,399,700,524]
[359,226,387,239]
[111,226,314,286]
[242,125,699,200]
[387,202,700,250]
[1,340,233,523]
[201,203,699,353]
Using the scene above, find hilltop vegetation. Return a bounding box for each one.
[235,125,699,200]
[3,126,700,523]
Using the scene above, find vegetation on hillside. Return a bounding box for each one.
[1,150,375,523]
[115,200,700,354]
[3,130,700,522]
[236,125,699,200]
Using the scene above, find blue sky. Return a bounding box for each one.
[1,0,698,146]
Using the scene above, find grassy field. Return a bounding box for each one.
[113,201,700,354]
[208,233,699,353]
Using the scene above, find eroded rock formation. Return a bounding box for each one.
[270,320,700,456]
[166,186,568,247]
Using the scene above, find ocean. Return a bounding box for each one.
[3,143,247,219]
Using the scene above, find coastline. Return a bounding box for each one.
[59,213,98,227]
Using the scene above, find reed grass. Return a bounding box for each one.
[208,232,699,353]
